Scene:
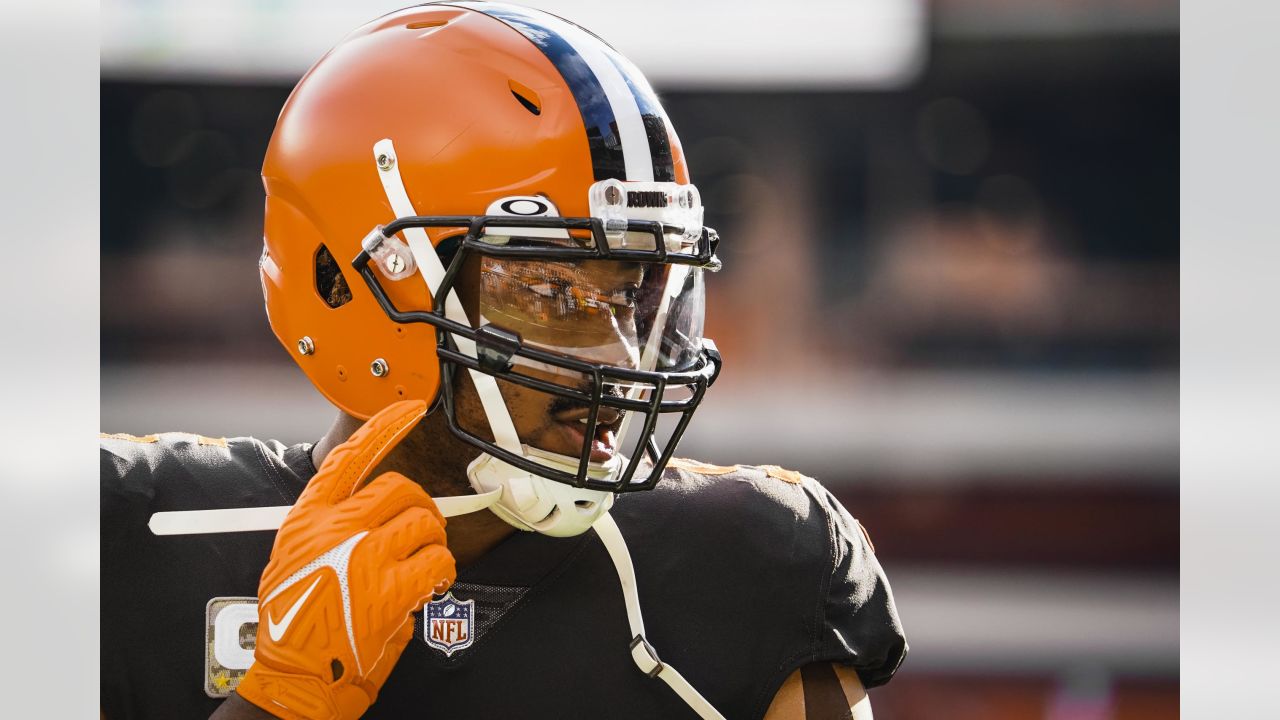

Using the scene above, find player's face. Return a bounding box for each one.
[454,254,649,461]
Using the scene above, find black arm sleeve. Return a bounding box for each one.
[812,483,908,688]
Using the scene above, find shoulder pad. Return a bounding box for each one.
[666,457,739,475]
[667,457,811,485]
[100,431,228,448]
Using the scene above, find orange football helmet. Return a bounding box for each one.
[260,2,721,509]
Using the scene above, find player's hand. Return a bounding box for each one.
[236,400,454,720]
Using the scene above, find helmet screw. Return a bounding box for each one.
[370,358,389,377]
[297,336,315,355]
[386,253,405,274]
[604,185,621,205]
[377,153,395,171]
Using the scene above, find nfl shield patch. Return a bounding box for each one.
[424,592,475,657]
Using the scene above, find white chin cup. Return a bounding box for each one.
[467,447,618,538]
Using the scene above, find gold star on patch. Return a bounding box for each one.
[212,672,230,691]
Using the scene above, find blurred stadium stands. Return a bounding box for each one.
[101,1,1178,717]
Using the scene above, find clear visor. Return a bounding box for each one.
[479,254,706,381]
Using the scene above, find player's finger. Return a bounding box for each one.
[393,544,457,608]
[306,400,429,505]
[350,471,445,528]
[371,505,448,560]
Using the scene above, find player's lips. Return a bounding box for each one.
[552,407,623,462]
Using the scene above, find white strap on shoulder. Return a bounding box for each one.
[148,504,290,535]
[147,489,502,536]
[593,513,727,720]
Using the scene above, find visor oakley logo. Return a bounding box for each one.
[486,196,567,242]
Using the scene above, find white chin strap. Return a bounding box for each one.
[466,446,617,538]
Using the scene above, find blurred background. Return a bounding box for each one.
[101,1,1178,717]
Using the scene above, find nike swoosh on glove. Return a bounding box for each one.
[236,400,455,720]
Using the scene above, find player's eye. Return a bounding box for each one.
[608,283,641,309]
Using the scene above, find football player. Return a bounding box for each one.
[101,4,907,719]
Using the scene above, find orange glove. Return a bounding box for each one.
[237,400,455,720]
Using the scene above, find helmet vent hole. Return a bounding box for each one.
[508,79,542,116]
[574,500,596,510]
[314,244,352,309]
[405,20,447,30]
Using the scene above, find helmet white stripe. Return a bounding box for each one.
[470,2,656,182]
